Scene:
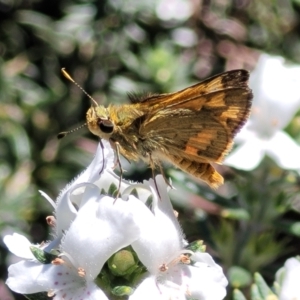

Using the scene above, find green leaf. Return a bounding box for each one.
[100,188,107,195]
[221,208,250,220]
[187,240,206,253]
[129,188,139,198]
[228,266,252,288]
[251,283,263,300]
[254,273,275,298]
[112,285,133,296]
[30,246,57,264]
[233,289,247,300]
[145,195,153,207]
[108,183,119,197]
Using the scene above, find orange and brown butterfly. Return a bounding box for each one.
[62,69,252,189]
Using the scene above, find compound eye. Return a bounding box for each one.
[98,119,114,133]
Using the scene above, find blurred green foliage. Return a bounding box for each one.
[1,0,300,299]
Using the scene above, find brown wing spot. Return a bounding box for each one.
[221,69,250,88]
[202,88,252,138]
[185,145,199,155]
[196,130,229,161]
[204,92,227,108]
[185,129,222,156]
[196,139,217,156]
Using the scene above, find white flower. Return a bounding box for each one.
[54,140,117,236]
[5,140,228,299]
[225,54,300,171]
[53,140,153,238]
[130,175,228,300]
[155,0,192,21]
[5,184,150,299]
[276,257,300,300]
[4,141,150,299]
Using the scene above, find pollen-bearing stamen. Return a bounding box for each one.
[47,290,55,297]
[51,252,87,280]
[56,252,86,278]
[51,257,65,265]
[78,267,86,277]
[158,250,194,273]
[46,216,56,227]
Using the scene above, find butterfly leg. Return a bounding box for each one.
[114,142,124,199]
[98,139,105,174]
[148,153,161,199]
[158,162,173,189]
[148,154,172,199]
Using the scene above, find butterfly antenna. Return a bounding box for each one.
[57,123,87,139]
[61,68,98,107]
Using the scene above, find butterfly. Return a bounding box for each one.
[83,69,252,188]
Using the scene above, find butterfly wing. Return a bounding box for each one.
[131,69,250,108]
[136,70,252,187]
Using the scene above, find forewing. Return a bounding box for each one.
[139,86,252,164]
[131,69,250,109]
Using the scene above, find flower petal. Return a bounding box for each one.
[53,281,109,300]
[132,176,184,274]
[279,258,300,300]
[3,233,34,260]
[130,276,186,300]
[61,185,145,279]
[149,175,183,236]
[7,253,109,299]
[265,131,300,170]
[250,54,300,132]
[225,137,265,170]
[55,141,115,234]
[7,260,109,299]
[186,253,228,300]
[6,261,52,294]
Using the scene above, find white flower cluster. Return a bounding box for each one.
[4,140,228,300]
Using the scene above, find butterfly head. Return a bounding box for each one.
[86,106,114,139]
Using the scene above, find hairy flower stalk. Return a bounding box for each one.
[4,140,228,300]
